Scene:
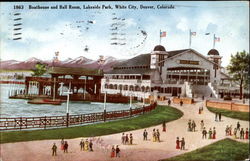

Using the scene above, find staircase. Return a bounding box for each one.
[208,83,219,98]
[184,82,193,98]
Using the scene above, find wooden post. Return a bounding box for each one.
[44,116,47,129]
[103,109,106,122]
[66,113,69,127]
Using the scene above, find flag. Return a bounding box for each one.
[190,31,196,36]
[214,37,220,42]
[205,33,210,35]
[160,31,166,37]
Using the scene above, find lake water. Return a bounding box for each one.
[0,84,134,117]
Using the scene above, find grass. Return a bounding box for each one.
[0,105,183,144]
[163,138,249,161]
[207,106,249,121]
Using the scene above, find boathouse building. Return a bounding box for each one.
[101,45,239,99]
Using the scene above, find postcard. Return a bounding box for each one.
[0,1,249,161]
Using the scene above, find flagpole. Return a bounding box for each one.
[159,30,161,45]
[213,34,215,49]
[189,29,191,48]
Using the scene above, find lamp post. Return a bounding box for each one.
[103,90,107,122]
[130,92,133,117]
[64,82,72,127]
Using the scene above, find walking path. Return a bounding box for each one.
[1,100,249,161]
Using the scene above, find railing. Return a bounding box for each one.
[0,103,157,131]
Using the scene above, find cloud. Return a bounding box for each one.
[176,18,189,32]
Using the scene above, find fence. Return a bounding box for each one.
[0,103,156,131]
[206,100,249,112]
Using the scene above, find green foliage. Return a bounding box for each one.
[0,105,183,143]
[227,50,249,88]
[207,106,249,121]
[32,62,47,76]
[163,139,249,161]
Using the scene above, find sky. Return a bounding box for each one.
[0,1,249,67]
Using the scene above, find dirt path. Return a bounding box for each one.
[1,100,249,161]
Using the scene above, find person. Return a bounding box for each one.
[89,140,93,151]
[176,137,180,149]
[200,120,204,131]
[218,112,222,122]
[80,139,84,151]
[129,133,133,145]
[168,99,171,106]
[237,122,240,131]
[225,125,229,136]
[116,145,120,157]
[52,143,57,156]
[156,129,160,142]
[180,100,183,106]
[240,128,245,139]
[143,129,148,141]
[202,95,204,100]
[162,121,166,132]
[229,125,232,136]
[152,129,156,142]
[188,120,192,132]
[192,120,196,132]
[208,128,212,139]
[215,113,218,121]
[125,134,129,144]
[210,93,212,97]
[212,127,216,139]
[64,141,68,153]
[202,127,207,139]
[61,138,65,150]
[84,139,89,151]
[110,145,115,158]
[198,106,202,114]
[121,133,125,144]
[245,128,249,139]
[180,138,185,150]
[234,128,238,139]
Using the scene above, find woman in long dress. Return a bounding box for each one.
[110,145,115,158]
[61,138,64,150]
[212,127,216,139]
[208,128,212,139]
[84,139,89,151]
[176,137,180,149]
[245,128,249,139]
[234,128,237,139]
[152,129,156,142]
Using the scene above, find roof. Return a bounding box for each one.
[47,67,103,76]
[167,49,190,57]
[113,54,151,68]
[106,68,155,75]
[208,49,220,55]
[154,45,166,51]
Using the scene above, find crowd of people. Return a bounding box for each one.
[121,133,133,145]
[202,127,217,139]
[50,99,248,159]
[225,122,249,140]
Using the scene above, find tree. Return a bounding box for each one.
[32,62,47,76]
[227,50,249,99]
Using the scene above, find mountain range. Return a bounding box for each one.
[0,56,122,72]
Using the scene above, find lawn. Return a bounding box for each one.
[163,138,249,161]
[207,106,249,121]
[0,105,183,144]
